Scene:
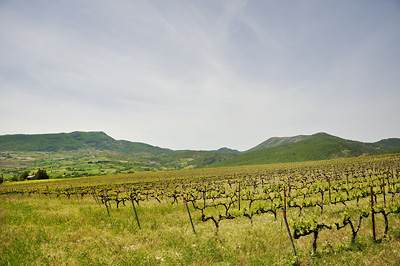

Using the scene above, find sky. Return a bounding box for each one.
[1,0,399,151]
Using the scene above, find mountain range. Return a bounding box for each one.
[1,131,399,170]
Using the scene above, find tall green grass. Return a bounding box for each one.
[1,194,399,265]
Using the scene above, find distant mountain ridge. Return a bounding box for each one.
[0,131,236,169]
[210,132,400,167]
[375,138,400,147]
[0,131,109,151]
[1,131,399,169]
[247,134,312,152]
[0,131,173,155]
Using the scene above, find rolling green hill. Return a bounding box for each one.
[0,132,237,173]
[0,131,113,151]
[375,138,400,148]
[209,133,400,167]
[0,131,173,156]
[1,131,399,174]
[246,134,312,152]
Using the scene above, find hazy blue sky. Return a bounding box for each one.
[1,0,399,150]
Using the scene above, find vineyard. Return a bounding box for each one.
[1,153,400,265]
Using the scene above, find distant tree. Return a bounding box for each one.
[35,169,49,179]
[18,171,29,181]
[0,174,3,184]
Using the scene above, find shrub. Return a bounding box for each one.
[19,171,29,181]
[35,169,49,180]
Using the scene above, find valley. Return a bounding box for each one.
[1,131,399,182]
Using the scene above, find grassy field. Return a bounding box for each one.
[1,191,400,265]
[2,154,400,265]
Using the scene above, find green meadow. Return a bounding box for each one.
[1,192,400,265]
[1,155,400,265]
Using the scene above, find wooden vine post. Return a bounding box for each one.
[130,196,141,229]
[184,196,196,234]
[370,186,376,242]
[92,189,101,207]
[203,184,206,208]
[287,170,291,197]
[328,177,331,203]
[382,175,386,206]
[238,182,241,211]
[104,189,110,217]
[182,185,196,234]
[283,186,287,211]
[281,207,297,257]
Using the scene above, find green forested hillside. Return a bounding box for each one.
[0,132,237,177]
[210,133,400,167]
[0,131,173,155]
[246,134,312,152]
[1,131,399,176]
[0,131,116,151]
[376,138,400,148]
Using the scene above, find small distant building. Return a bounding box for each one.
[26,175,36,180]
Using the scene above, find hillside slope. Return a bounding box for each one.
[210,133,400,167]
[247,134,312,152]
[0,131,236,170]
[1,131,399,171]
[0,131,172,156]
[0,131,114,151]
